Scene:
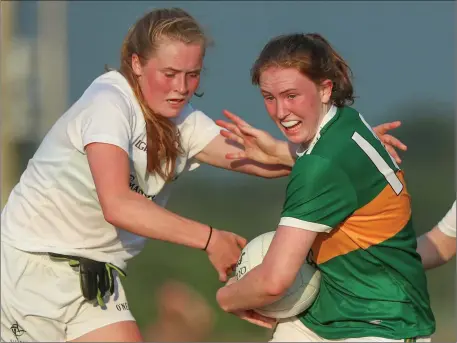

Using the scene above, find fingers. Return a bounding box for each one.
[216,120,245,137]
[225,151,247,160]
[373,121,402,135]
[234,234,247,249]
[218,270,228,283]
[244,318,275,328]
[216,119,237,132]
[238,125,261,138]
[250,311,277,325]
[386,146,402,164]
[220,129,245,146]
[240,310,277,328]
[381,134,407,151]
[223,110,251,127]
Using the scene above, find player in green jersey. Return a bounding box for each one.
[215,33,435,342]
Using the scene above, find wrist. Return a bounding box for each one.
[274,141,296,167]
[202,225,213,251]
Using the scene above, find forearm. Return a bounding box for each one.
[224,159,291,179]
[105,190,210,250]
[217,266,283,312]
[417,235,447,270]
[417,227,456,270]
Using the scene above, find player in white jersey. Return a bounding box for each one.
[417,201,456,269]
[0,8,406,343]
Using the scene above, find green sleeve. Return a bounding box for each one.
[279,155,358,232]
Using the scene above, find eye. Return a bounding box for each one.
[164,72,176,78]
[287,94,297,99]
[188,72,200,79]
[263,95,274,102]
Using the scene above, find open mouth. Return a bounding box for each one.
[167,99,185,105]
[281,120,302,133]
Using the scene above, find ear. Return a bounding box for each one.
[319,79,333,104]
[131,54,142,76]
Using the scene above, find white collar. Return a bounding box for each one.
[296,105,337,157]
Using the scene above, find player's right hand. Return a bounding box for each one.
[216,110,283,165]
[206,229,247,282]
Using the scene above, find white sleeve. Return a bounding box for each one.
[186,110,220,158]
[437,201,456,237]
[175,105,220,172]
[79,91,133,154]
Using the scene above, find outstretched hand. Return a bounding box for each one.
[372,121,407,164]
[216,110,284,165]
[217,109,408,165]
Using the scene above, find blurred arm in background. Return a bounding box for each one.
[144,280,214,342]
[417,201,456,269]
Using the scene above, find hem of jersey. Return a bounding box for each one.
[437,221,456,238]
[66,317,137,341]
[82,134,130,154]
[298,318,435,341]
[186,126,221,171]
[0,236,128,271]
[279,217,332,233]
[188,126,220,159]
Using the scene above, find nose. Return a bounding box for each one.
[175,74,188,95]
[276,100,289,120]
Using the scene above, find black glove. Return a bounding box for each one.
[49,253,126,307]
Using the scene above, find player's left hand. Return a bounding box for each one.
[218,277,277,329]
[372,121,407,164]
[231,309,277,329]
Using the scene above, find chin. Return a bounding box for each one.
[158,106,185,118]
[281,130,306,145]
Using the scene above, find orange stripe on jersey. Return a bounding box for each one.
[312,171,411,265]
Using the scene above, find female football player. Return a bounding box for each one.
[216,33,435,342]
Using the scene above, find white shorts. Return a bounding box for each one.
[1,242,135,342]
[270,317,431,342]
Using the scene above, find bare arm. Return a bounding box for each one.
[417,226,456,270]
[87,142,211,247]
[86,142,246,281]
[195,134,292,178]
[216,226,317,312]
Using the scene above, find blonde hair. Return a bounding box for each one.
[119,8,209,181]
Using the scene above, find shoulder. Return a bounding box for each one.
[174,103,212,124]
[289,154,356,198]
[173,103,217,134]
[74,71,139,128]
[311,106,402,206]
[83,71,135,111]
[312,106,396,171]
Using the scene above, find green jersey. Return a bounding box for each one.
[279,106,435,340]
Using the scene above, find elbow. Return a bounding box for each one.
[262,271,292,297]
[102,205,120,227]
[100,196,125,227]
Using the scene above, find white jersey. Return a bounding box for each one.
[437,201,456,238]
[1,71,220,270]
